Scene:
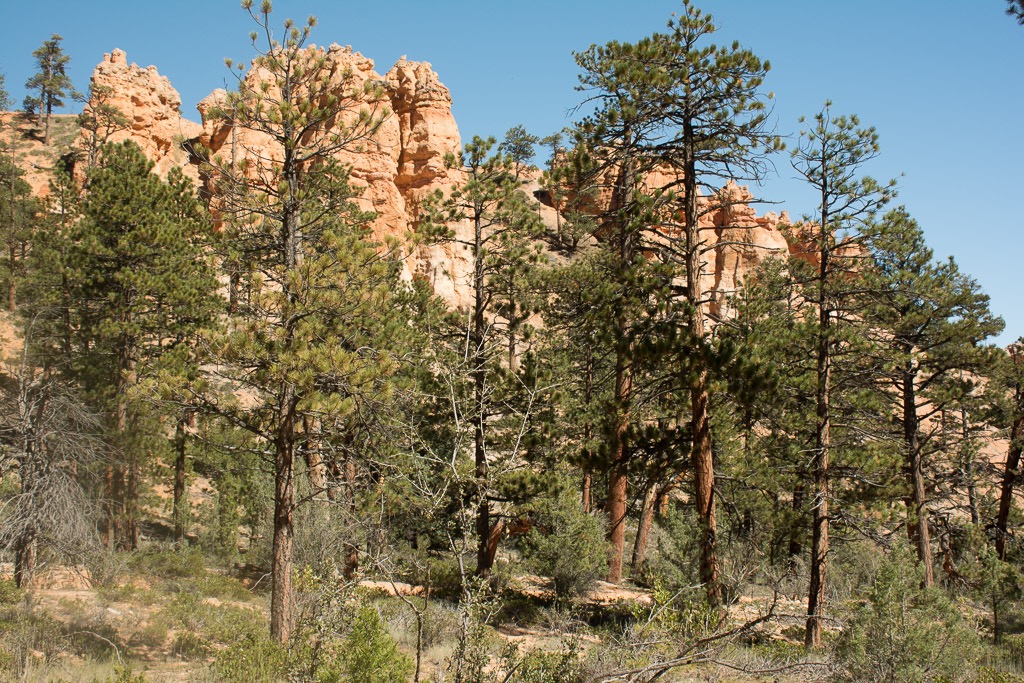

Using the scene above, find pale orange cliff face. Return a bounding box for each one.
[82,46,473,309]
[86,48,203,180]
[72,47,799,314]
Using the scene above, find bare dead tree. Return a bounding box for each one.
[0,319,106,587]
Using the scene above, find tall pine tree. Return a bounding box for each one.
[23,34,76,146]
[68,141,219,550]
[864,207,1003,585]
[201,0,411,642]
[790,103,895,648]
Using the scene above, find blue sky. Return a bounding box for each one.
[2,1,1022,343]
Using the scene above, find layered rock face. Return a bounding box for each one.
[79,47,792,315]
[84,47,472,308]
[540,165,795,319]
[702,182,792,318]
[86,49,202,179]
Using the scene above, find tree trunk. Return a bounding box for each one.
[110,307,139,551]
[681,129,721,606]
[903,367,934,586]
[606,463,628,583]
[604,140,636,585]
[606,341,632,583]
[268,133,303,644]
[961,406,979,526]
[581,348,594,514]
[14,533,36,589]
[343,456,359,579]
[806,217,831,651]
[126,454,139,551]
[692,368,720,604]
[789,481,804,561]
[581,470,592,514]
[630,482,657,575]
[472,207,493,579]
[302,416,329,531]
[996,411,1024,560]
[6,179,15,312]
[7,243,15,311]
[172,408,196,542]
[270,404,296,643]
[43,100,51,147]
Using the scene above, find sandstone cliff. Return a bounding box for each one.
[85,49,202,180]
[72,47,794,313]
[82,46,472,308]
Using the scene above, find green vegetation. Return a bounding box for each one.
[0,1,1023,681]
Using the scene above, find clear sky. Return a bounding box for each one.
[2,1,1022,343]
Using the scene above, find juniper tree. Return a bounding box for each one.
[23,34,77,145]
[201,1,412,642]
[790,103,896,648]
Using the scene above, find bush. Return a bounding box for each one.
[520,496,606,598]
[0,579,23,605]
[129,545,205,579]
[506,639,586,683]
[159,591,263,645]
[84,549,132,588]
[172,631,213,661]
[325,604,413,683]
[211,633,286,682]
[836,544,981,683]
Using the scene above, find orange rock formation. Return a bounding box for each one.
[71,47,796,313]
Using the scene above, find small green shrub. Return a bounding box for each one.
[320,604,413,683]
[84,549,132,588]
[172,631,213,661]
[95,664,149,683]
[836,544,981,683]
[520,495,606,598]
[66,617,124,662]
[211,633,286,682]
[129,545,205,579]
[193,571,255,602]
[0,606,66,678]
[132,621,168,649]
[0,579,23,605]
[393,599,461,652]
[968,667,1024,683]
[159,591,263,645]
[397,553,465,601]
[506,639,586,683]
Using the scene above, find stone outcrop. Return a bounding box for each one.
[190,45,472,308]
[703,182,792,318]
[539,166,795,318]
[77,47,794,315]
[85,49,202,179]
